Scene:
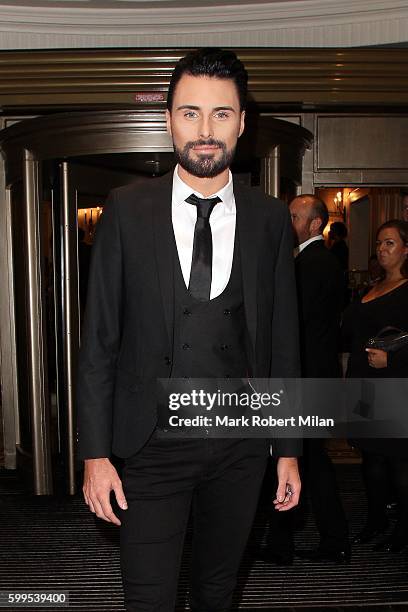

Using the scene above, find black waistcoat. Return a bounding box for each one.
[171,232,249,378]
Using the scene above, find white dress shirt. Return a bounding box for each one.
[295,234,324,257]
[171,165,236,300]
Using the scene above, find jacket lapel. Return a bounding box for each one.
[152,173,175,347]
[234,179,259,356]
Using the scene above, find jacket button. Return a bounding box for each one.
[223,309,231,315]
[164,356,171,365]
[220,344,229,350]
[182,343,191,350]
[183,308,192,315]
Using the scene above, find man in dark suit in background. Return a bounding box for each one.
[258,194,349,566]
[77,48,301,612]
[291,197,344,378]
[290,194,350,562]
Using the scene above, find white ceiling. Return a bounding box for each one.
[0,0,313,6]
[0,0,407,49]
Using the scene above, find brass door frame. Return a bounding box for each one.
[0,111,176,494]
[59,161,143,494]
[61,161,78,496]
[0,164,19,469]
[23,149,53,493]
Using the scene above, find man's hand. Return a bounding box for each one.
[366,348,387,369]
[273,457,301,511]
[83,458,128,526]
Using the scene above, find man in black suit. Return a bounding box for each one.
[77,48,301,612]
[257,194,348,566]
[291,197,344,378]
[291,194,350,562]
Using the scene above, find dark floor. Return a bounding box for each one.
[0,465,407,611]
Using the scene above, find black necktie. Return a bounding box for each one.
[186,193,221,301]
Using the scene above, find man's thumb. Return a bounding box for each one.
[275,482,286,503]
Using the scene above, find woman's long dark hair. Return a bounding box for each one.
[376,219,408,278]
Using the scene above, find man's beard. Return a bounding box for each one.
[173,138,236,178]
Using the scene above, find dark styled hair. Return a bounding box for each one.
[330,221,348,239]
[376,219,408,278]
[167,48,248,112]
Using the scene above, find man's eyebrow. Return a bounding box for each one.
[175,105,236,112]
[176,105,200,111]
[213,106,235,112]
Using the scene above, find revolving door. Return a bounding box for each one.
[0,110,312,494]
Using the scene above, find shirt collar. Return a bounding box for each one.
[298,234,324,254]
[172,165,234,213]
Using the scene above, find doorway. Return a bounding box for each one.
[316,186,404,299]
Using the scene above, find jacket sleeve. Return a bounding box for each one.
[269,204,302,457]
[76,189,123,460]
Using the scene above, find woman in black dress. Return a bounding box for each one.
[343,219,408,553]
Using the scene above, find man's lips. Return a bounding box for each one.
[192,145,220,152]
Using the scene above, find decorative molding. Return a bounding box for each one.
[0,0,408,48]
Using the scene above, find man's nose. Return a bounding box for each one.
[199,116,213,139]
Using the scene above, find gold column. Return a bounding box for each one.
[23,149,53,494]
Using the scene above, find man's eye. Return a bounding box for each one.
[215,111,229,119]
[184,111,198,119]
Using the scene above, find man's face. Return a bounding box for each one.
[402,195,408,223]
[289,199,314,246]
[166,74,245,178]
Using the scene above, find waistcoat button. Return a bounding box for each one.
[223,309,231,315]
[182,343,191,350]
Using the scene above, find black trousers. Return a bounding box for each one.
[120,434,269,612]
[303,439,349,550]
[361,451,408,540]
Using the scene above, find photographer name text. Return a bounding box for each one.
[167,415,334,428]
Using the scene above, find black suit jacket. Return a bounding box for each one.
[295,239,344,377]
[76,173,301,460]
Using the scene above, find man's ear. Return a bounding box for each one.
[310,217,321,235]
[238,110,245,138]
[165,109,172,137]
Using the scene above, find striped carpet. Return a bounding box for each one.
[0,465,407,611]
